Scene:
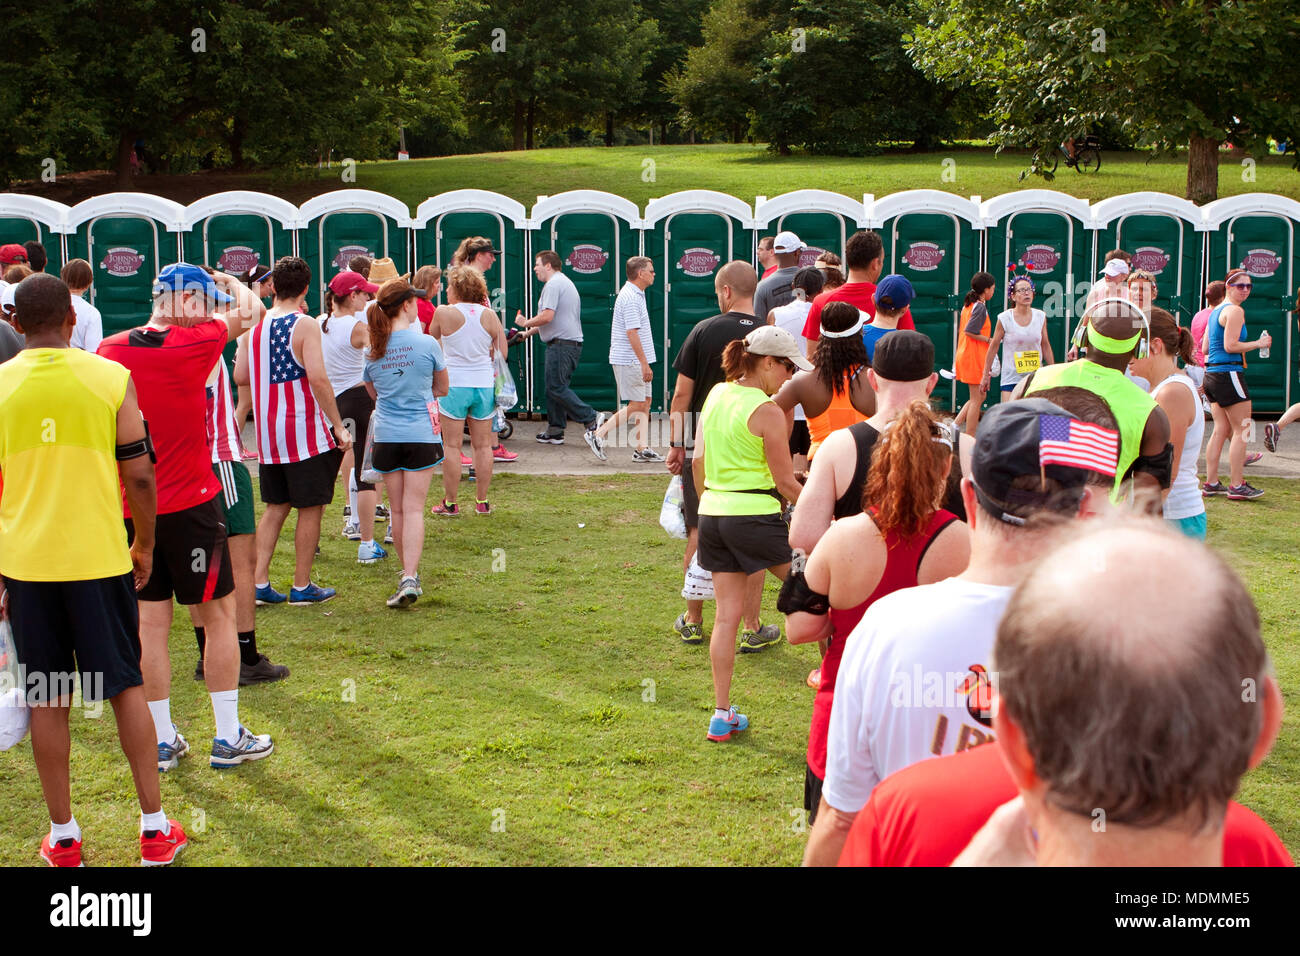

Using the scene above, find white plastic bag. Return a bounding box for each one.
[359,429,382,486]
[681,554,715,600]
[493,351,518,410]
[0,619,30,751]
[659,475,686,539]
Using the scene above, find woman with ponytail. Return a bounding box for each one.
[768,267,825,471]
[785,398,969,827]
[362,279,450,608]
[1128,308,1206,538]
[953,271,996,434]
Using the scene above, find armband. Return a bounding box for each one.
[1130,442,1174,489]
[116,419,156,463]
[777,569,830,616]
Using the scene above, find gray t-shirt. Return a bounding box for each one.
[538,272,583,343]
[0,320,22,365]
[753,266,800,325]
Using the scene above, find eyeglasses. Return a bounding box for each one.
[777,358,797,374]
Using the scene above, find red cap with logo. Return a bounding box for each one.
[0,244,29,265]
[328,270,379,297]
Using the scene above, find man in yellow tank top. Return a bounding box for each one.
[0,274,186,867]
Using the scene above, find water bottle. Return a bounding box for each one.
[1261,333,1271,359]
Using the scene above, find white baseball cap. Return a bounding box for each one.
[773,231,805,254]
[744,325,814,371]
[1102,259,1130,278]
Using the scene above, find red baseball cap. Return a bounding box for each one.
[328,270,379,297]
[0,244,29,265]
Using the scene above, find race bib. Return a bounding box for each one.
[1014,350,1041,375]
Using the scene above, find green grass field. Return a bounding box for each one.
[1,473,1297,866]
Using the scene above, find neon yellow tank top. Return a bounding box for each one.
[698,381,781,516]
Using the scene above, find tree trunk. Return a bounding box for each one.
[1186,134,1220,204]
[230,113,247,169]
[605,111,614,147]
[114,130,135,187]
[512,99,526,151]
[526,96,537,150]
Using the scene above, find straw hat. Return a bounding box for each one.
[366,257,408,284]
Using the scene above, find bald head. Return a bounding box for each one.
[715,261,758,300]
[995,522,1268,830]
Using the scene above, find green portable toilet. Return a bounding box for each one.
[753,190,870,273]
[530,191,644,415]
[298,190,413,316]
[0,194,68,273]
[643,190,756,411]
[1090,192,1205,322]
[64,194,185,337]
[982,191,1093,370]
[873,190,984,412]
[1202,194,1300,413]
[413,190,532,413]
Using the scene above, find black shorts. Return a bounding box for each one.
[372,441,444,473]
[337,385,375,492]
[682,457,700,530]
[126,497,235,605]
[804,765,824,824]
[697,513,790,575]
[1204,370,1250,408]
[789,420,811,458]
[260,448,344,508]
[5,573,142,702]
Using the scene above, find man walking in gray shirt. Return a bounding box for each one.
[753,231,805,323]
[517,250,604,457]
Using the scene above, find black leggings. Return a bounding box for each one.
[336,384,375,492]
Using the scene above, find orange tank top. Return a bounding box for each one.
[954,302,991,384]
[806,366,868,458]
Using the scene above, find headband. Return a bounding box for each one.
[820,313,866,339]
[1227,270,1249,284]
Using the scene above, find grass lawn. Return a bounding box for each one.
[25,144,1300,208]
[0,472,1297,866]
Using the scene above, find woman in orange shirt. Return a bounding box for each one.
[953,271,996,435]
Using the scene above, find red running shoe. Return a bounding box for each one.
[241,447,257,461]
[141,820,187,867]
[492,445,518,463]
[40,834,83,867]
[460,452,472,467]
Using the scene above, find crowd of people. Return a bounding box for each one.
[0,222,1292,869]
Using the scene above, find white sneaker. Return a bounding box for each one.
[210,726,274,768]
[584,424,607,461]
[342,521,360,541]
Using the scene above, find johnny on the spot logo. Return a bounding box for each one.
[798,246,826,269]
[902,241,945,272]
[1130,246,1171,275]
[565,244,609,274]
[331,244,374,270]
[1240,249,1282,278]
[99,247,146,277]
[217,245,261,274]
[1022,244,1060,274]
[676,247,721,277]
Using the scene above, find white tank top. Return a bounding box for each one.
[770,299,812,421]
[320,311,366,395]
[1156,372,1205,520]
[441,303,495,389]
[997,308,1047,385]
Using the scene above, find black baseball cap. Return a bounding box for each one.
[871,330,934,382]
[465,240,502,257]
[971,399,1092,525]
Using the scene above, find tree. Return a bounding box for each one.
[666,0,768,143]
[627,0,707,141]
[909,0,1300,203]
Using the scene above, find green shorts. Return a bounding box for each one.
[212,460,256,536]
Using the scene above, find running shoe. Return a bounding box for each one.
[584,423,607,461]
[288,582,336,605]
[1265,422,1281,453]
[1202,481,1228,497]
[375,504,390,519]
[475,500,492,516]
[240,654,289,686]
[386,575,421,609]
[673,613,705,645]
[140,821,187,867]
[342,521,361,541]
[460,451,473,467]
[431,500,460,517]
[40,834,83,868]
[632,448,666,463]
[535,431,565,444]
[492,445,518,463]
[807,668,822,690]
[739,623,781,653]
[210,726,274,769]
[1245,452,1264,466]
[706,706,749,742]
[357,540,388,564]
[158,728,190,772]
[241,447,257,461]
[255,583,287,605]
[384,524,394,545]
[1226,482,1265,500]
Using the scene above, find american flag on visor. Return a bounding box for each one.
[1039,415,1118,476]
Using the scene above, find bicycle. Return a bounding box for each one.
[1045,135,1102,174]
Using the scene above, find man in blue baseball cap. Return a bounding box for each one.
[861,274,915,362]
[152,263,235,305]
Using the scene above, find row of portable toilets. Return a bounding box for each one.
[2,187,1298,412]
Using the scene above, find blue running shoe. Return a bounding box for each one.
[357,541,388,564]
[210,726,274,769]
[288,582,336,605]
[255,583,287,606]
[706,706,749,742]
[158,728,190,772]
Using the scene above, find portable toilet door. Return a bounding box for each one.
[298,190,414,316]
[64,194,185,337]
[1202,194,1300,413]
[752,190,870,275]
[1090,192,1205,322]
[413,190,532,412]
[643,190,756,411]
[0,194,68,273]
[530,191,643,416]
[873,190,983,411]
[982,191,1093,368]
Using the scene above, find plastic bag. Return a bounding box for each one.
[659,475,686,539]
[681,554,715,600]
[0,619,30,751]
[494,351,518,410]
[359,429,381,485]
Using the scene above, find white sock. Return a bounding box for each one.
[50,815,81,843]
[210,689,240,744]
[140,810,170,835]
[147,699,173,746]
[714,708,731,720]
[348,473,358,518]
[361,538,374,547]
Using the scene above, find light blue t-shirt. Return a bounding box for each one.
[363,326,447,443]
[861,323,896,363]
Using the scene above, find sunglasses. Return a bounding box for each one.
[1229,282,1253,290]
